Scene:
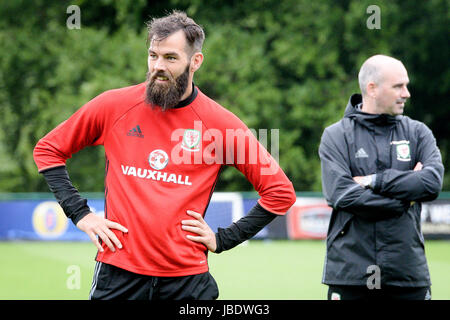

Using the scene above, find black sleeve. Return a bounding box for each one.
[214,202,277,254]
[373,124,444,202]
[41,166,91,225]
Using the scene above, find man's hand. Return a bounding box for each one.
[414,162,423,171]
[76,213,128,253]
[353,175,374,188]
[181,210,217,252]
[354,163,422,189]
[353,176,368,188]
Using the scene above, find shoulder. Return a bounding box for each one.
[95,82,146,107]
[322,119,347,140]
[80,82,146,121]
[319,118,353,155]
[326,119,346,132]
[191,88,248,130]
[399,115,433,137]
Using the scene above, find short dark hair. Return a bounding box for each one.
[146,10,205,55]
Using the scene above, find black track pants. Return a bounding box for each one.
[327,285,431,300]
[90,262,219,300]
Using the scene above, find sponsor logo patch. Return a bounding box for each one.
[120,149,192,186]
[149,149,169,170]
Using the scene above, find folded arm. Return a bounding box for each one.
[319,129,408,221]
[371,126,444,202]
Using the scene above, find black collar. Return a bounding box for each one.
[173,83,198,109]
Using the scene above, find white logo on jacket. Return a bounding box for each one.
[355,148,369,158]
[391,140,411,162]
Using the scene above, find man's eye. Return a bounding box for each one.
[167,56,176,61]
[149,54,157,59]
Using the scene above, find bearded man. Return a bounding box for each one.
[33,11,295,300]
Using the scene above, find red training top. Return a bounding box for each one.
[34,83,296,276]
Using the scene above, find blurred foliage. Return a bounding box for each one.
[0,0,448,192]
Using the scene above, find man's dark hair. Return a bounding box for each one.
[146,10,205,56]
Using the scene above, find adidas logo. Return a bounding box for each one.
[127,125,144,138]
[355,148,368,158]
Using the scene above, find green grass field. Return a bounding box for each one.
[0,240,449,300]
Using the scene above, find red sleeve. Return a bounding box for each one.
[226,127,296,215]
[220,114,296,215]
[33,92,109,172]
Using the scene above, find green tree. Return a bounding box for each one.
[0,0,448,193]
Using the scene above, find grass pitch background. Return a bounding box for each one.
[0,240,449,300]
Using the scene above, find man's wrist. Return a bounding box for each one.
[214,233,223,254]
[368,174,376,189]
[360,174,376,189]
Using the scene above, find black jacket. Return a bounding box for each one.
[319,94,444,287]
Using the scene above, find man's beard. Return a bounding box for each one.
[145,65,190,111]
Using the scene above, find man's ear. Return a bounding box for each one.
[190,52,204,73]
[366,81,377,99]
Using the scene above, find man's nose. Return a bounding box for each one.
[402,86,411,98]
[153,57,167,71]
